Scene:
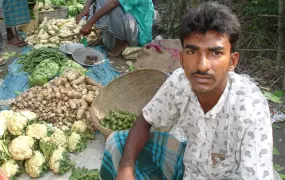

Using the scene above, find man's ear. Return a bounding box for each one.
[229,52,239,71]
[180,51,184,68]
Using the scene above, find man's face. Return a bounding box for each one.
[180,30,239,94]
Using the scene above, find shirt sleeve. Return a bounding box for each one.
[142,72,180,128]
[118,0,142,12]
[238,99,274,180]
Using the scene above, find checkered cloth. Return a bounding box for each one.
[100,131,186,180]
[100,130,283,180]
[2,0,30,28]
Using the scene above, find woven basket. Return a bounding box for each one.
[90,69,168,138]
[38,6,68,23]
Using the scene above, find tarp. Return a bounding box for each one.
[0,46,120,101]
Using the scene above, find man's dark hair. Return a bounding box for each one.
[180,2,241,50]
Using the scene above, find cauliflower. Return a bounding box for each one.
[0,159,19,178]
[0,110,13,137]
[49,147,72,174]
[71,121,87,133]
[19,111,37,121]
[39,137,56,161]
[68,132,87,153]
[6,112,28,135]
[9,136,34,160]
[25,151,47,178]
[26,124,47,140]
[51,129,68,148]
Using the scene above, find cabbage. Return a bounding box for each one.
[28,59,59,86]
[59,60,87,75]
[28,72,48,86]
[35,60,59,79]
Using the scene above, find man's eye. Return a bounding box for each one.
[187,50,197,54]
[212,51,222,55]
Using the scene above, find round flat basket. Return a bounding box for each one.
[90,69,168,138]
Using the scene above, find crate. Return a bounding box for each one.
[38,6,68,23]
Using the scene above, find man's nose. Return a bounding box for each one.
[197,54,210,72]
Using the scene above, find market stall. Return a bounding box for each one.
[0,1,120,177]
[0,0,171,178]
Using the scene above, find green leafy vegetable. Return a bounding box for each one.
[272,124,280,129]
[263,92,282,104]
[1,52,20,60]
[69,167,100,180]
[58,152,74,174]
[273,146,280,156]
[273,90,285,98]
[39,138,56,161]
[274,164,284,172]
[0,140,12,165]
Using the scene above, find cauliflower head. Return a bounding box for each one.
[9,136,34,160]
[25,151,47,178]
[0,159,19,178]
[49,147,72,174]
[71,121,87,133]
[68,132,81,152]
[68,132,88,153]
[26,124,47,140]
[0,110,14,137]
[51,129,67,148]
[19,111,37,121]
[6,112,28,135]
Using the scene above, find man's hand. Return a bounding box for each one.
[76,9,89,24]
[116,167,135,180]
[80,22,93,36]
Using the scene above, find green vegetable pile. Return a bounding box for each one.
[18,48,68,73]
[50,0,84,17]
[69,167,100,180]
[100,110,137,131]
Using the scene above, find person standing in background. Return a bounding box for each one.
[2,0,30,47]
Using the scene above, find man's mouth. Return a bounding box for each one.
[192,75,212,83]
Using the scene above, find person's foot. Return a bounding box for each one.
[0,57,7,65]
[7,38,27,47]
[107,39,128,58]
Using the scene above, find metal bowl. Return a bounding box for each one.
[72,47,105,66]
[59,43,85,55]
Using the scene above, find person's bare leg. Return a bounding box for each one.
[107,38,128,57]
[6,27,27,47]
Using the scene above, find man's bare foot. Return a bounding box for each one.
[107,39,128,58]
[7,38,27,47]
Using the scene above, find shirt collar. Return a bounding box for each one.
[185,76,231,119]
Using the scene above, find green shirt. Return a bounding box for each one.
[119,0,154,46]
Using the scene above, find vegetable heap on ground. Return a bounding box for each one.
[0,110,93,179]
[11,70,102,130]
[100,110,137,131]
[25,17,98,48]
[37,0,55,12]
[17,48,68,73]
[17,48,87,87]
[69,166,100,180]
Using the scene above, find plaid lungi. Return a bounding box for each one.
[2,0,30,27]
[100,131,186,180]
